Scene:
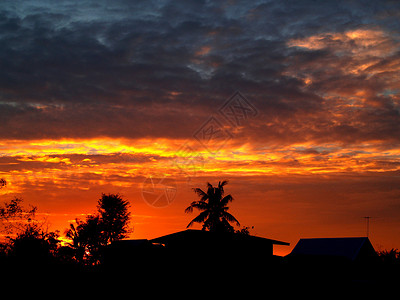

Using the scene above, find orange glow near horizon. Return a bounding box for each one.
[1,138,400,187]
[1,136,400,255]
[1,137,400,198]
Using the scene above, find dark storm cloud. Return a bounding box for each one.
[0,0,399,145]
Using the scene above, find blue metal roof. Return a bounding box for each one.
[290,237,376,261]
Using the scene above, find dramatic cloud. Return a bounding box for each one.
[0,0,398,143]
[0,0,400,252]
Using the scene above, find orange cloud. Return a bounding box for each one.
[288,28,396,56]
[195,45,212,57]
[288,28,399,77]
[1,137,399,200]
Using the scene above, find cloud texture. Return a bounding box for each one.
[1,0,400,252]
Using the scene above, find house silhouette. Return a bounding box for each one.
[103,229,289,274]
[151,229,289,256]
[285,237,380,283]
[289,237,377,262]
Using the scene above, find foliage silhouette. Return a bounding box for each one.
[97,193,131,244]
[0,178,6,189]
[185,180,240,232]
[0,197,38,236]
[1,188,400,286]
[65,215,104,265]
[378,248,400,264]
[10,223,60,263]
[0,198,60,269]
[64,193,131,265]
[235,225,254,235]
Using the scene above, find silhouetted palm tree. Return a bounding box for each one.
[185,181,240,232]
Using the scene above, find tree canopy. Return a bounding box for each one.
[64,193,131,265]
[185,180,240,233]
[97,193,131,244]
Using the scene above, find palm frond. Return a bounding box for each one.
[220,194,233,206]
[192,201,209,210]
[186,211,209,228]
[222,211,240,227]
[202,216,213,231]
[206,183,214,197]
[186,180,239,233]
[185,200,209,214]
[184,206,193,214]
[192,188,209,201]
[219,180,228,188]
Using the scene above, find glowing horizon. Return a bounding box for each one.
[1,1,400,256]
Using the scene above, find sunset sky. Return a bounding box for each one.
[1,0,400,255]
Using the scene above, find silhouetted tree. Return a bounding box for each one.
[64,193,131,265]
[0,197,37,236]
[0,198,60,265]
[185,181,240,232]
[378,248,400,264]
[97,193,131,244]
[65,215,104,265]
[60,223,81,264]
[235,225,254,235]
[10,223,60,264]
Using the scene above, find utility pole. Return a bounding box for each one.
[363,216,372,237]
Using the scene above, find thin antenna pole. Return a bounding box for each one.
[363,216,371,237]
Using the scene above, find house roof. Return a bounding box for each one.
[290,237,376,261]
[151,229,290,246]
